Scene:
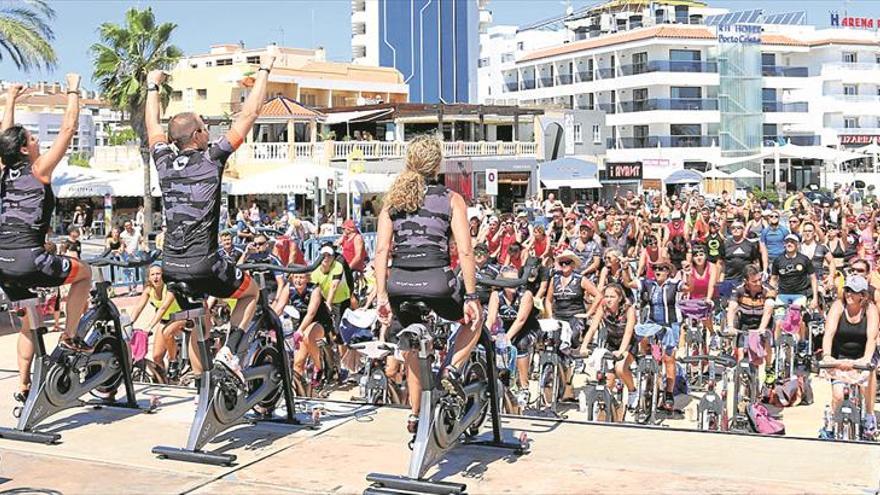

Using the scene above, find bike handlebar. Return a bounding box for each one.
[86,249,161,268]
[476,260,536,289]
[239,255,322,275]
[817,362,875,372]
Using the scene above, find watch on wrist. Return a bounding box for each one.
[464,293,480,302]
[258,66,271,73]
[147,83,160,92]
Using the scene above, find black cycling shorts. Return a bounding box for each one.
[388,266,464,331]
[163,253,251,300]
[512,329,538,355]
[0,247,78,301]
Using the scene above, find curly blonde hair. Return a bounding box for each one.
[385,135,443,214]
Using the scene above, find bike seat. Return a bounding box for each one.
[398,300,432,318]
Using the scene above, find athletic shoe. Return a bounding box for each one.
[627,389,639,410]
[166,361,180,381]
[440,365,466,403]
[864,415,877,440]
[407,413,419,434]
[214,346,245,388]
[662,392,674,412]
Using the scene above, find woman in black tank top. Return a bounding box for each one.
[821,276,879,432]
[486,267,539,391]
[374,136,483,432]
[0,75,93,400]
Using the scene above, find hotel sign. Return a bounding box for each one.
[831,12,880,29]
[605,162,643,181]
[840,134,880,145]
[717,24,761,45]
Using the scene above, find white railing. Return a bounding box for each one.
[236,140,538,164]
[832,94,880,103]
[246,142,288,162]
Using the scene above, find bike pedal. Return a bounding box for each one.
[12,406,22,419]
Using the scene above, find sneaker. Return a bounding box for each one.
[864,415,877,439]
[214,346,245,387]
[627,389,639,410]
[440,365,466,403]
[406,413,419,434]
[662,392,674,412]
[13,388,29,404]
[166,361,180,381]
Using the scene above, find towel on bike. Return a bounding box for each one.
[679,298,713,320]
[339,308,377,345]
[129,328,149,362]
[746,330,767,364]
[537,318,574,353]
[634,321,679,356]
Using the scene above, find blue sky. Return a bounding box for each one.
[1,0,876,88]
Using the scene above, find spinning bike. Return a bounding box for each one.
[366,271,531,495]
[0,251,157,444]
[152,257,321,465]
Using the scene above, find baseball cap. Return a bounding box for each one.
[320,246,335,256]
[844,274,869,294]
[474,242,489,253]
[783,234,800,244]
[343,219,356,230]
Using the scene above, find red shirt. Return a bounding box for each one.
[341,232,366,271]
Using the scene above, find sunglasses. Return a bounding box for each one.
[559,260,574,267]
[845,288,866,296]
[769,215,779,219]
[655,267,669,273]
[254,242,266,247]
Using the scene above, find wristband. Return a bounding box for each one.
[258,67,271,73]
[464,293,480,302]
[147,83,159,92]
[67,90,80,95]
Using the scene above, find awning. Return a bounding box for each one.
[351,173,395,194]
[665,169,703,184]
[228,169,310,195]
[107,167,162,197]
[52,161,114,198]
[542,178,601,189]
[540,157,599,189]
[323,108,394,125]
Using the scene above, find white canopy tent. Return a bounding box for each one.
[227,169,309,196]
[351,173,397,194]
[702,167,730,179]
[729,168,762,179]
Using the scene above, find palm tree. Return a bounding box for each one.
[91,7,182,236]
[0,0,56,71]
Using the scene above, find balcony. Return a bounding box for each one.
[762,101,809,112]
[618,98,718,112]
[236,142,316,163]
[577,70,594,82]
[596,67,616,79]
[617,60,718,76]
[832,94,880,103]
[504,81,519,92]
[521,79,536,90]
[607,135,718,149]
[596,103,616,114]
[538,77,554,88]
[763,135,820,146]
[762,65,809,77]
[557,74,573,85]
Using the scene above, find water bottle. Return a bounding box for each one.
[822,404,832,432]
[118,310,133,342]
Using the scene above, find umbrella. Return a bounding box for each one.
[702,167,730,179]
[730,168,762,179]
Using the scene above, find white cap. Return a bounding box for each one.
[320,246,334,256]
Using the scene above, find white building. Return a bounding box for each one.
[478,24,569,105]
[498,0,880,192]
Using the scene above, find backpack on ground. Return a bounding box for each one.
[747,403,785,435]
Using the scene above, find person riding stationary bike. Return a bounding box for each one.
[128,263,187,376]
[374,135,482,434]
[485,266,540,393]
[0,75,94,403]
[274,272,334,387]
[144,51,276,386]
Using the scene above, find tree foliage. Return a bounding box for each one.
[0,0,57,71]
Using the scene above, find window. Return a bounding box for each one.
[670,49,700,61]
[171,91,182,101]
[876,53,880,64]
[196,89,207,100]
[844,84,858,95]
[216,58,233,66]
[246,56,261,64]
[592,124,601,144]
[632,51,648,74]
[671,124,701,146]
[302,93,317,106]
[671,87,701,99]
[478,57,490,68]
[633,125,649,147]
[844,117,858,129]
[762,88,777,102]
[517,41,524,50]
[205,61,213,67]
[501,53,514,63]
[843,52,858,63]
[573,123,583,144]
[761,53,776,67]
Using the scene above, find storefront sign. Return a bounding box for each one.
[840,134,880,145]
[486,168,498,196]
[642,159,671,168]
[830,12,880,29]
[605,162,643,182]
[717,24,761,45]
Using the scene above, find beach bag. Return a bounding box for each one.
[747,403,785,435]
